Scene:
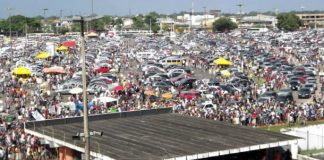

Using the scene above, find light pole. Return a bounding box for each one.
[7,8,13,61]
[203,6,207,30]
[237,4,243,22]
[73,16,90,160]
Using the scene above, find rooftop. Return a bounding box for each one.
[25,108,299,160]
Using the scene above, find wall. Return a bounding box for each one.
[284,124,324,150]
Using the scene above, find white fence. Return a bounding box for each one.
[284,124,324,150]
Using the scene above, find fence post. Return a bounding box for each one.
[307,130,309,151]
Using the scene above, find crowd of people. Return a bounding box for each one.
[0,30,322,159]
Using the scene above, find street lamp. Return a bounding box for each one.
[7,8,13,61]
[72,16,89,160]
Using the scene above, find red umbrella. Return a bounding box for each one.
[95,67,110,73]
[114,86,124,91]
[124,83,132,88]
[63,41,76,47]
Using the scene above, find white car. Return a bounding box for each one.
[167,69,186,77]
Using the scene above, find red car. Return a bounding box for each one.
[95,67,110,73]
[179,90,201,100]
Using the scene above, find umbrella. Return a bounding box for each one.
[62,41,76,47]
[124,83,132,88]
[43,66,65,74]
[214,58,232,65]
[69,87,83,94]
[113,85,124,91]
[35,52,50,59]
[162,92,173,99]
[13,66,32,75]
[88,32,98,37]
[220,70,231,77]
[144,90,155,96]
[56,46,68,52]
[95,67,110,73]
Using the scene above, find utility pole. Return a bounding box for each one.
[43,8,48,18]
[237,4,243,22]
[80,17,90,160]
[149,18,152,33]
[203,6,207,29]
[90,0,94,30]
[74,16,90,160]
[7,8,13,61]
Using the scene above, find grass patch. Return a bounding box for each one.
[300,148,324,156]
[258,120,324,133]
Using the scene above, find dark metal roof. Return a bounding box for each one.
[25,108,298,160]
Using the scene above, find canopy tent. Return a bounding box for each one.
[88,32,98,37]
[94,97,118,104]
[56,46,68,52]
[62,41,77,47]
[214,58,233,65]
[43,66,65,74]
[35,52,50,59]
[13,66,32,75]
[69,87,83,94]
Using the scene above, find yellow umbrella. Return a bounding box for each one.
[87,32,98,37]
[35,52,50,59]
[13,66,32,75]
[144,90,155,96]
[214,58,232,65]
[220,70,231,77]
[161,92,173,99]
[56,46,68,51]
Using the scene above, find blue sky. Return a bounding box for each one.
[0,0,323,18]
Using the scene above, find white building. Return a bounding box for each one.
[240,14,278,29]
[177,14,216,28]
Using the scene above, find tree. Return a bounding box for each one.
[132,16,145,29]
[144,12,160,33]
[277,13,302,31]
[212,17,237,32]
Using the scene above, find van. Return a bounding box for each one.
[159,56,185,66]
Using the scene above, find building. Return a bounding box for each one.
[239,14,278,29]
[296,13,324,28]
[25,108,300,160]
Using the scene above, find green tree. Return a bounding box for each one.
[144,12,160,33]
[277,13,302,31]
[132,15,145,29]
[212,17,238,32]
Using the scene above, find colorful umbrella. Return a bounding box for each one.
[62,41,76,47]
[113,85,124,91]
[214,58,232,65]
[35,52,50,59]
[13,66,32,75]
[56,46,68,51]
[43,66,65,74]
[162,92,173,99]
[144,90,155,96]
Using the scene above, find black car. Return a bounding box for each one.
[289,80,300,91]
[276,94,293,104]
[298,88,311,99]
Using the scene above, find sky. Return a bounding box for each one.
[0,0,324,18]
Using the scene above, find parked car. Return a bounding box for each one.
[298,87,311,99]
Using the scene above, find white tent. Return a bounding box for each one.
[93,97,118,105]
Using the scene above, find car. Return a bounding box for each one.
[152,81,173,90]
[289,80,300,91]
[298,88,312,99]
[304,83,316,94]
[179,90,201,100]
[259,91,277,101]
[276,90,293,104]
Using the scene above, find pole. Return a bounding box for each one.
[80,17,90,160]
[8,8,12,61]
[203,7,207,29]
[149,18,152,33]
[90,0,94,31]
